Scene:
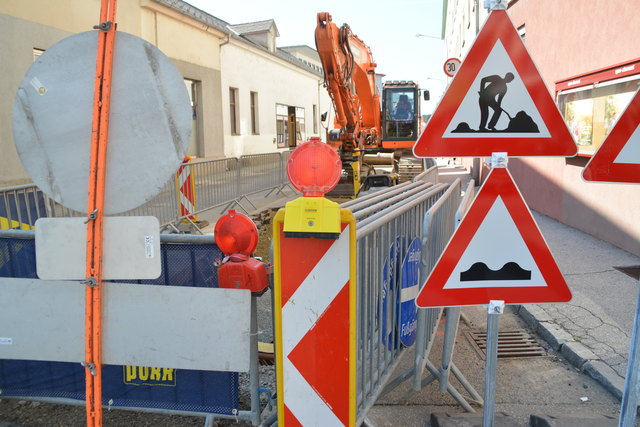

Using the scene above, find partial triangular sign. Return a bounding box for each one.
[413,10,576,157]
[583,89,640,183]
[415,167,571,308]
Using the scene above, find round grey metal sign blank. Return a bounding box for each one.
[13,31,191,214]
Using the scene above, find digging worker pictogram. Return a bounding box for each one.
[478,72,514,131]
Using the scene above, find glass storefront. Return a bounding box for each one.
[557,77,639,155]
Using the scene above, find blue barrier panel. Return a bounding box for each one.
[0,235,240,415]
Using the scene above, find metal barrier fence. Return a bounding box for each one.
[0,152,295,230]
[0,183,54,230]
[356,176,484,419]
[346,178,450,424]
[0,230,264,425]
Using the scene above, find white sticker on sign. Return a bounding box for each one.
[145,235,154,258]
[0,337,13,345]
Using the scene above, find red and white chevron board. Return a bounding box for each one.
[176,157,197,221]
[274,217,356,427]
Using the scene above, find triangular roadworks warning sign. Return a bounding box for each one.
[415,167,571,308]
[583,89,640,184]
[413,10,576,157]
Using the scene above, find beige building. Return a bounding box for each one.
[0,0,329,185]
[443,0,640,256]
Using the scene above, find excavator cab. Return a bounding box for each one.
[382,81,420,145]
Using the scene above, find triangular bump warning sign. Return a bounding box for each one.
[583,89,640,183]
[413,10,576,157]
[415,167,571,308]
[444,196,546,289]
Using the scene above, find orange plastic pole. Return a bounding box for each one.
[85,0,117,426]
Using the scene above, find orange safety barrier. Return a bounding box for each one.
[176,156,198,221]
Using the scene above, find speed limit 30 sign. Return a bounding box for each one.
[443,57,461,78]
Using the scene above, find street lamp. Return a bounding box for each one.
[415,33,441,40]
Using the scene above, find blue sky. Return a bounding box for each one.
[187,0,447,114]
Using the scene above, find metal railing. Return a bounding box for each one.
[346,177,450,424]
[0,183,58,230]
[0,151,295,230]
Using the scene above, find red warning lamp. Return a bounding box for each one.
[287,140,341,197]
[214,210,269,294]
[214,209,259,258]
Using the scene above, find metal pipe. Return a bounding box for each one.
[483,302,503,427]
[341,180,416,210]
[356,184,447,236]
[618,280,640,427]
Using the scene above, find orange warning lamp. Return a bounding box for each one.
[287,140,341,197]
[283,141,342,238]
[214,210,269,294]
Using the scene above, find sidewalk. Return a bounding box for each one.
[520,211,640,399]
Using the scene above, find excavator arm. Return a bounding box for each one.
[315,12,381,154]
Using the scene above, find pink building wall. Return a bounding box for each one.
[502,0,640,256]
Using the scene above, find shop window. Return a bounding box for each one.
[557,76,639,155]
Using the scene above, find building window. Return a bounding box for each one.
[229,87,239,135]
[517,25,526,41]
[276,104,305,148]
[313,104,318,133]
[250,91,259,135]
[295,107,306,144]
[557,76,640,155]
[184,79,200,156]
[33,48,44,61]
[276,104,288,148]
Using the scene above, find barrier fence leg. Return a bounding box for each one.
[440,306,461,392]
[482,301,504,427]
[619,280,640,427]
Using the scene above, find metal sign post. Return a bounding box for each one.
[619,282,640,426]
[482,300,504,427]
[85,1,117,425]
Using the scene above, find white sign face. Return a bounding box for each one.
[443,40,551,138]
[35,216,161,280]
[443,196,546,289]
[614,123,640,164]
[444,58,462,78]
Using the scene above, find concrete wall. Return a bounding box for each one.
[220,39,331,158]
[505,0,640,256]
[0,0,226,185]
[0,13,71,185]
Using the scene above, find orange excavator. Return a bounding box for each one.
[315,12,429,196]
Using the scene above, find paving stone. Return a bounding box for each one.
[583,360,625,400]
[537,321,574,351]
[560,341,598,369]
[519,304,553,326]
